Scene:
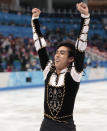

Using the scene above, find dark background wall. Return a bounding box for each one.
[0,0,107,11]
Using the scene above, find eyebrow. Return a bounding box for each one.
[56,50,68,53]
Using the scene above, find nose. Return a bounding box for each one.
[55,52,60,58]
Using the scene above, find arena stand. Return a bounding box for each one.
[0,10,107,73]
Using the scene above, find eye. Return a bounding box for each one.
[60,51,65,55]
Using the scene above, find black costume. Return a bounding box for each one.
[31,13,90,131]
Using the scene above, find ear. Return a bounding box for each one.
[68,57,74,63]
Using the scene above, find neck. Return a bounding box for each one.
[56,69,61,75]
[56,67,67,75]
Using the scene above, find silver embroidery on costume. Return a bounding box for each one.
[47,71,66,117]
[47,86,65,117]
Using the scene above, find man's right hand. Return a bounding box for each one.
[32,8,41,18]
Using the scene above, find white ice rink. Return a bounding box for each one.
[0,81,107,131]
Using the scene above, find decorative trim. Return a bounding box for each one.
[45,113,73,119]
[70,63,83,82]
[46,72,66,118]
[43,60,52,80]
[33,33,38,41]
[75,39,87,52]
[34,37,47,51]
[44,113,73,123]
[81,13,90,19]
[32,17,39,20]
[84,18,90,25]
[82,25,89,34]
[75,16,90,52]
[78,35,88,42]
[44,113,68,123]
[48,72,66,87]
[46,85,65,118]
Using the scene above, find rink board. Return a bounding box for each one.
[0,67,107,90]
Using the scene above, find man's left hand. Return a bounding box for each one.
[76,2,89,16]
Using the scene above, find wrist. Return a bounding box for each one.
[81,13,90,18]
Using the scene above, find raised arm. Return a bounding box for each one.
[31,8,51,70]
[74,2,90,72]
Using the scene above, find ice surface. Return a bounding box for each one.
[0,81,107,131]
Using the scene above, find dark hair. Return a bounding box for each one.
[56,40,75,58]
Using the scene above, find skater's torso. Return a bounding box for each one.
[44,65,80,122]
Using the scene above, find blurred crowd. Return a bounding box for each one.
[0,20,82,72]
[0,12,107,72]
[0,34,41,72]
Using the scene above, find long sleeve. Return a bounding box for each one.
[74,14,90,73]
[31,17,50,70]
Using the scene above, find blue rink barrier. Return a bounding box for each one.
[0,71,44,91]
[0,67,107,91]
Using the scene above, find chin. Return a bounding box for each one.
[55,62,58,67]
[55,65,58,69]
[55,64,60,69]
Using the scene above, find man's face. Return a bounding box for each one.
[54,46,73,71]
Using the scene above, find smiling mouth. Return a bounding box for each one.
[55,59,60,63]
